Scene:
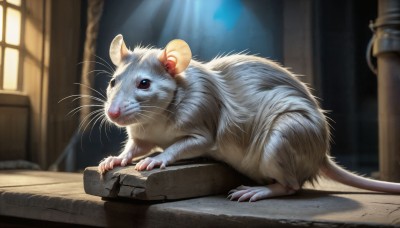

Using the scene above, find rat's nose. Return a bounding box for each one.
[107,107,121,119]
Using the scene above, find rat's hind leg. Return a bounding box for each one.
[227,183,297,202]
[228,110,326,202]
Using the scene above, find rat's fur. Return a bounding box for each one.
[99,37,400,201]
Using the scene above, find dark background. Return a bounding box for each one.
[76,0,379,175]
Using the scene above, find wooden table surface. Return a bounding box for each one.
[0,170,399,227]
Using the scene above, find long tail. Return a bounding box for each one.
[321,158,400,193]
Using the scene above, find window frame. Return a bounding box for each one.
[0,0,25,91]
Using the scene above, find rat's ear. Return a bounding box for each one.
[158,39,192,76]
[109,34,130,66]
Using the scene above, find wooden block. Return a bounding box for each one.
[84,161,250,200]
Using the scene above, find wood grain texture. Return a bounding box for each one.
[84,162,250,200]
[378,55,400,182]
[22,0,46,167]
[1,170,400,227]
[21,0,82,168]
[43,0,82,169]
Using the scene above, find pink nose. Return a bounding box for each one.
[108,107,121,119]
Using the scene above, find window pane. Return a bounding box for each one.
[3,47,19,90]
[5,7,21,45]
[0,6,2,42]
[7,0,21,6]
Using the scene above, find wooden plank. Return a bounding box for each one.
[83,165,120,198]
[0,170,80,187]
[0,160,40,170]
[84,162,251,200]
[0,92,29,106]
[1,170,400,227]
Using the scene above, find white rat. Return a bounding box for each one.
[98,34,400,202]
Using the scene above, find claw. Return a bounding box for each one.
[97,155,129,173]
[134,156,168,171]
[227,183,297,202]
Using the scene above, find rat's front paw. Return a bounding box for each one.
[98,156,130,174]
[134,156,169,171]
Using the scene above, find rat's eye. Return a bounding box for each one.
[109,78,116,88]
[137,79,151,89]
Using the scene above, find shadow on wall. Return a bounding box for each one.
[75,0,284,170]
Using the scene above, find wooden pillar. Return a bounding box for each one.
[373,0,400,181]
[283,0,314,86]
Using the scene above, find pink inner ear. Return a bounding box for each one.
[159,49,183,76]
[165,59,177,75]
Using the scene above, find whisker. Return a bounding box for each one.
[59,94,81,103]
[99,116,111,140]
[141,105,174,114]
[86,111,104,133]
[103,113,114,133]
[79,109,104,129]
[74,83,107,99]
[136,112,156,121]
[136,121,145,132]
[59,94,106,104]
[95,70,113,78]
[89,112,106,142]
[95,54,115,73]
[79,109,104,133]
[73,95,106,103]
[78,60,115,74]
[139,109,170,118]
[86,69,113,78]
[67,105,104,117]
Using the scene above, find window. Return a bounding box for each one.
[0,0,23,91]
